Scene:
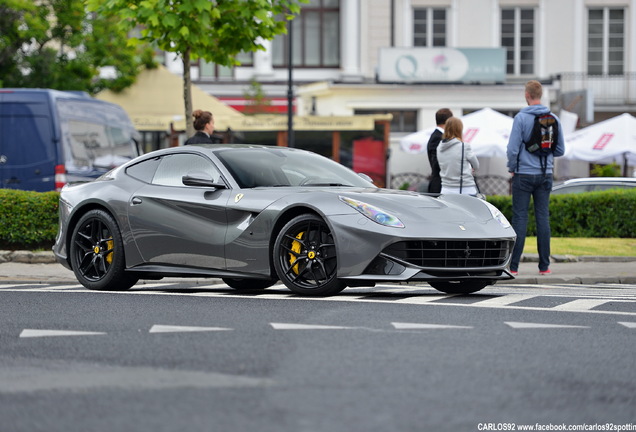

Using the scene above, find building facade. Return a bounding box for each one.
[164,0,636,186]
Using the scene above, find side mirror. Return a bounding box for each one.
[182,171,226,188]
[357,173,374,183]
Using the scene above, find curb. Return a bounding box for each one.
[2,250,636,265]
[0,250,57,264]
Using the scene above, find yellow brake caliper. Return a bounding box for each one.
[105,240,114,264]
[290,232,304,274]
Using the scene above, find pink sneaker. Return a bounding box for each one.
[539,269,552,275]
[511,270,518,276]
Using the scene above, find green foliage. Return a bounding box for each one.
[0,0,152,94]
[487,189,636,238]
[0,190,59,249]
[243,80,272,115]
[87,0,306,67]
[86,0,307,135]
[590,162,621,177]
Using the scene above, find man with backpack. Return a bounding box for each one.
[506,80,565,277]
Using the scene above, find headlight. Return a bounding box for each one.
[484,201,511,229]
[339,196,404,228]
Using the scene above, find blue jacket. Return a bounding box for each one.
[506,104,565,174]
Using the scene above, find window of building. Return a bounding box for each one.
[355,109,417,133]
[587,8,624,75]
[272,0,340,68]
[198,52,253,81]
[500,8,534,75]
[413,8,446,47]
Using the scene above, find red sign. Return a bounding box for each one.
[464,128,478,143]
[593,133,614,150]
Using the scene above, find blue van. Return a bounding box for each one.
[0,88,140,191]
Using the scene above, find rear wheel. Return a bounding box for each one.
[428,280,490,295]
[70,209,138,291]
[222,278,277,290]
[273,214,345,296]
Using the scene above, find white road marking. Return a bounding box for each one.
[149,325,233,333]
[618,322,636,328]
[504,322,589,329]
[473,294,537,307]
[19,329,106,338]
[1,283,636,316]
[551,299,612,311]
[391,322,473,330]
[394,295,454,304]
[270,323,353,330]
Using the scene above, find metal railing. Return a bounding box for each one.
[560,72,636,106]
[389,173,512,196]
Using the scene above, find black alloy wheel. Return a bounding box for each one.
[69,209,138,291]
[273,214,345,296]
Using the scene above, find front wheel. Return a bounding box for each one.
[69,209,138,291]
[428,280,490,295]
[273,214,345,296]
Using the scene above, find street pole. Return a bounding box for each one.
[287,17,294,148]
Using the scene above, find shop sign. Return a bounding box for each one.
[378,47,506,84]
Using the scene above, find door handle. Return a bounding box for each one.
[131,197,143,205]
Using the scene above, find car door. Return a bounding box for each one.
[127,152,231,269]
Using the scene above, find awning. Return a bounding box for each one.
[96,65,244,131]
[97,65,391,133]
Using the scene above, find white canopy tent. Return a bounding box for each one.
[563,113,636,173]
[400,108,513,158]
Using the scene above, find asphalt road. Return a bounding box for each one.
[1,282,635,432]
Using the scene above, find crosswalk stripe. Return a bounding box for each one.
[473,294,538,307]
[551,299,612,311]
[394,295,454,304]
[618,322,636,328]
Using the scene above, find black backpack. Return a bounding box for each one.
[523,113,558,155]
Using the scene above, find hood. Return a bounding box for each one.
[521,104,550,116]
[438,137,461,153]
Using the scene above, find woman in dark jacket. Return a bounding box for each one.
[184,110,214,145]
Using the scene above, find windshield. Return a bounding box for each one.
[215,147,376,189]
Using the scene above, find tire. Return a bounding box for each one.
[273,214,345,296]
[69,209,138,291]
[428,280,490,295]
[222,278,277,290]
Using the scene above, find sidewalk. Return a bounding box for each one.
[1,250,635,285]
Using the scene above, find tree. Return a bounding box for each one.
[87,0,305,136]
[0,0,152,93]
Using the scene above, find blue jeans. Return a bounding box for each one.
[510,174,553,272]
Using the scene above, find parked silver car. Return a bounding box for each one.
[551,177,636,194]
[53,145,516,296]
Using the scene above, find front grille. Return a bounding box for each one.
[383,239,513,268]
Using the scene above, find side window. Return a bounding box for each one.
[126,157,161,183]
[152,153,221,187]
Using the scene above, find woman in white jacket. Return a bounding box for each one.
[436,117,480,195]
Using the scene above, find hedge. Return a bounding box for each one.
[0,189,59,250]
[0,188,635,250]
[486,188,636,238]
